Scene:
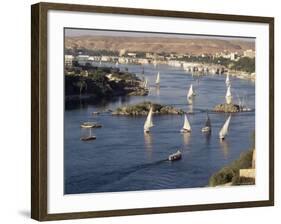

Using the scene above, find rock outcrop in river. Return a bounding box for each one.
[213,103,241,113]
[112,101,185,116]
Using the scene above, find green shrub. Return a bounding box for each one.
[209,149,254,186]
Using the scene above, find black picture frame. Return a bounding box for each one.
[31,2,274,221]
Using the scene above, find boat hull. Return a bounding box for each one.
[180,128,191,133]
[168,151,182,161]
[80,136,96,141]
[201,126,211,133]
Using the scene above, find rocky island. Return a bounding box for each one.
[213,103,241,113]
[112,101,185,116]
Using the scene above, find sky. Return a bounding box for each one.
[65,28,255,42]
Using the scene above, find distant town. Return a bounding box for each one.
[65,48,255,80]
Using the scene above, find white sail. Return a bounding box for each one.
[225,74,230,86]
[144,78,148,88]
[225,85,232,104]
[144,107,154,132]
[219,115,231,139]
[182,115,191,131]
[187,84,194,99]
[155,72,160,85]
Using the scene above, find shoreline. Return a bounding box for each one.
[94,60,255,81]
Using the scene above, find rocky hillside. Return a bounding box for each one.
[65,35,255,55]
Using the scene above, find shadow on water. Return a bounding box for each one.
[65,95,131,110]
[204,132,212,145]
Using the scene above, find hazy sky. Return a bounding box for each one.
[65,28,255,42]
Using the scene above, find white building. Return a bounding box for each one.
[243,49,255,58]
[76,55,90,66]
[65,55,74,67]
[127,52,137,57]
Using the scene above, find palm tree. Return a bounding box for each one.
[76,80,87,97]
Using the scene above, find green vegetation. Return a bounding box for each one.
[230,57,255,73]
[209,149,254,187]
[113,101,185,115]
[179,55,255,73]
[65,66,142,101]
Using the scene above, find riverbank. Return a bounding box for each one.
[65,66,148,104]
[209,149,255,187]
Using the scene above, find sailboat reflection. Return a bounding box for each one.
[156,86,160,96]
[182,132,191,145]
[204,132,211,145]
[187,101,193,114]
[144,133,153,159]
[219,139,229,158]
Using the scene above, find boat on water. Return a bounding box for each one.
[155,72,160,86]
[187,84,195,100]
[80,122,102,128]
[225,73,231,86]
[80,127,96,141]
[168,150,182,161]
[225,85,232,104]
[180,114,191,133]
[143,77,149,89]
[144,107,154,133]
[219,115,231,140]
[202,113,211,133]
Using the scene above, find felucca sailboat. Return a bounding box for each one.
[155,72,160,86]
[80,127,96,141]
[225,74,230,86]
[225,85,232,104]
[180,114,191,133]
[144,107,154,133]
[219,115,231,140]
[187,84,195,99]
[202,113,211,133]
[143,78,149,89]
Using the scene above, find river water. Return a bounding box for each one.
[64,63,255,194]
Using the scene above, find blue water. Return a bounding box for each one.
[64,63,255,194]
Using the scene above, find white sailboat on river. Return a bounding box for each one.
[219,115,231,140]
[225,73,230,86]
[180,114,191,133]
[187,84,195,100]
[143,77,149,89]
[144,107,154,133]
[201,113,211,133]
[225,85,232,104]
[155,72,160,86]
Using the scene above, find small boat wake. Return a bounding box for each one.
[66,159,170,192]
